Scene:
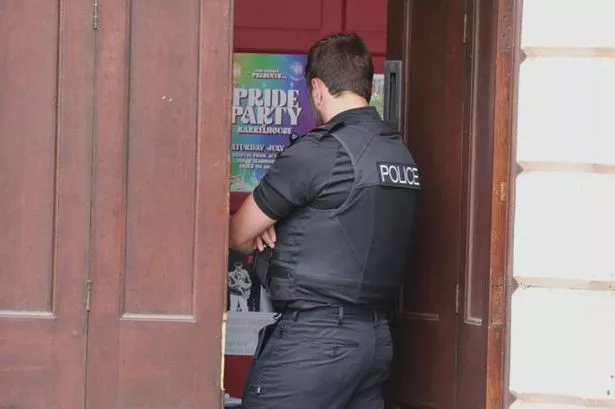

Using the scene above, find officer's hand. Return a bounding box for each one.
[255,225,276,251]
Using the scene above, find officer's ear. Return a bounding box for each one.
[310,78,327,106]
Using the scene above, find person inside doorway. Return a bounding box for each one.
[229,32,421,409]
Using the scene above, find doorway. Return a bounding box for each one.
[226,0,521,408]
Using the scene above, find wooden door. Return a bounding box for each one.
[0,1,95,408]
[386,0,512,408]
[386,0,467,407]
[85,0,232,407]
[454,2,497,408]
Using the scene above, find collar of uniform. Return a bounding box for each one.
[324,106,380,130]
[305,106,379,139]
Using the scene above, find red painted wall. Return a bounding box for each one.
[225,1,387,397]
[234,0,387,71]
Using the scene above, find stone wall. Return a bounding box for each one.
[509,1,615,408]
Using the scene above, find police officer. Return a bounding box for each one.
[229,32,421,409]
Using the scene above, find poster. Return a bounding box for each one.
[224,248,276,403]
[230,54,386,193]
[371,73,385,118]
[230,53,315,193]
[225,249,275,356]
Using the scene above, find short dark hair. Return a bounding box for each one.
[305,32,374,102]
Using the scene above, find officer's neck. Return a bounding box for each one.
[322,92,369,123]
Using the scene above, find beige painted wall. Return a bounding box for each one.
[509,1,615,408]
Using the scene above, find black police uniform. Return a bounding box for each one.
[243,107,420,409]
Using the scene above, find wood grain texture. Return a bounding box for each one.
[0,0,95,407]
[488,0,523,408]
[387,0,519,408]
[86,0,232,407]
[387,0,467,408]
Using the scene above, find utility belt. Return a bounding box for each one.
[279,304,391,324]
[253,303,391,360]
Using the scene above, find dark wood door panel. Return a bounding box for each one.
[123,0,201,317]
[455,1,498,407]
[0,1,57,313]
[387,0,516,407]
[86,0,232,407]
[0,0,94,407]
[387,0,468,408]
[391,315,456,408]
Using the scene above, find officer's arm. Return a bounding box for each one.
[229,194,276,254]
[230,138,330,254]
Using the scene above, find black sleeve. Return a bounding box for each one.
[253,137,339,220]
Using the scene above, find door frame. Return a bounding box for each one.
[227,0,523,406]
[485,0,523,408]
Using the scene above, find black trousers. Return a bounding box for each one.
[241,306,393,409]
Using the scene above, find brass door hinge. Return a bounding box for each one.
[455,283,460,314]
[85,280,92,312]
[93,0,99,30]
[463,13,468,44]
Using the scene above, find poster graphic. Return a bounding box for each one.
[230,53,315,193]
[225,249,276,357]
[370,74,385,118]
[227,251,257,313]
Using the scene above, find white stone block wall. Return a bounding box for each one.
[510,1,615,408]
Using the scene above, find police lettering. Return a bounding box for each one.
[377,162,420,189]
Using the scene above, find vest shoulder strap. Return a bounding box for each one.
[303,121,346,142]
[328,123,375,161]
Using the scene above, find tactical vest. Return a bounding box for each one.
[266,120,421,309]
